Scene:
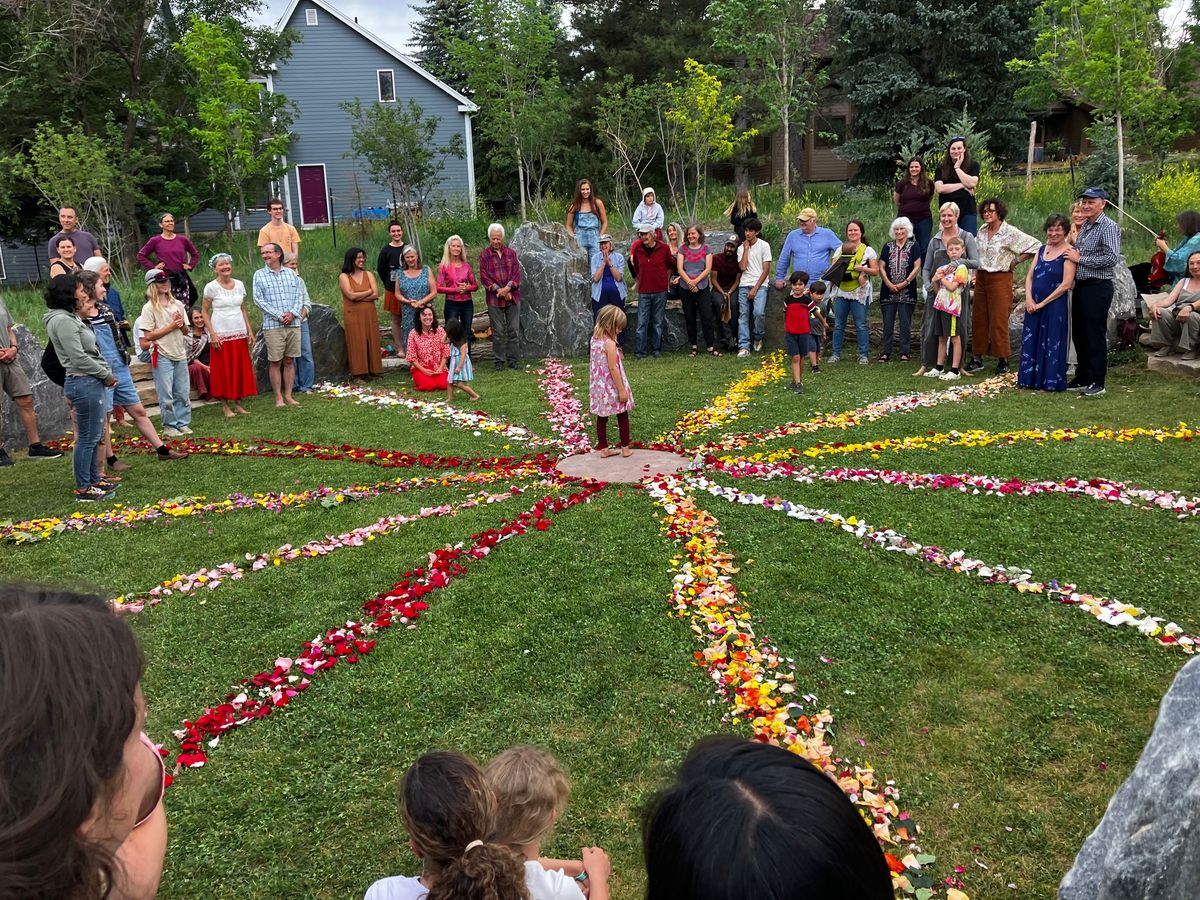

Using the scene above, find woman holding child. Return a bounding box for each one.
[915,202,980,377]
[828,220,878,365]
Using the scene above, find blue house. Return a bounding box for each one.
[268,0,477,228]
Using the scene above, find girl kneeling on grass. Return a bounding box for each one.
[444,317,480,404]
[589,305,634,458]
[365,751,531,900]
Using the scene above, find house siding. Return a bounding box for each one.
[0,241,50,284]
[277,0,474,226]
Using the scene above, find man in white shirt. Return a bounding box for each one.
[737,218,773,356]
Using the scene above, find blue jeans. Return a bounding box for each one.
[152,356,192,429]
[832,296,869,357]
[64,375,105,489]
[738,285,768,350]
[881,303,914,356]
[959,213,978,236]
[635,291,667,356]
[913,218,933,251]
[577,229,599,262]
[294,318,314,391]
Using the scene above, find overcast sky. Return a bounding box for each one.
[256,0,1194,63]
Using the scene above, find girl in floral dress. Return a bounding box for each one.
[589,305,634,458]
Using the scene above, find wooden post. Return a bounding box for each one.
[1026,121,1038,190]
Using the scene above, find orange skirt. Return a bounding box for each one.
[383,290,402,315]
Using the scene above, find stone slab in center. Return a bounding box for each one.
[555,449,693,483]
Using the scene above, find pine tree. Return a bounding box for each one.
[410,0,474,93]
[829,0,1037,183]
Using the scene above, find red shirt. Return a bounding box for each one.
[630,240,675,294]
[784,294,811,334]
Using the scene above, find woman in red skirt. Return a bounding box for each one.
[201,253,258,416]
[405,305,449,391]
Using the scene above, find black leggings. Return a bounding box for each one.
[596,412,630,448]
[682,287,716,348]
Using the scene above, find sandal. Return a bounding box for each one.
[876,353,891,362]
[708,347,722,357]
[899,354,910,362]
[689,347,698,357]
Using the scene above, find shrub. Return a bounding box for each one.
[1080,119,1141,200]
[1142,164,1200,228]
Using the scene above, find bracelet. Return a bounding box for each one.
[574,872,589,882]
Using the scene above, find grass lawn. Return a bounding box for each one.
[1,349,1197,899]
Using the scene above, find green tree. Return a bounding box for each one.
[341,98,466,252]
[664,60,755,222]
[449,0,568,220]
[410,0,475,93]
[568,0,712,87]
[711,0,827,198]
[1015,0,1175,210]
[830,0,1036,184]
[596,76,658,217]
[177,16,293,261]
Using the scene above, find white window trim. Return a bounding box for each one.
[295,163,331,228]
[377,69,396,103]
[0,245,7,281]
[305,8,317,25]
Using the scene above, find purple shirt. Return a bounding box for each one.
[137,234,199,272]
[48,229,99,262]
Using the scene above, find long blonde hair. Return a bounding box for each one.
[593,304,626,340]
[723,189,757,217]
[440,234,466,271]
[144,279,173,310]
[485,746,570,848]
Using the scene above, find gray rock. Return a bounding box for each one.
[2,325,70,452]
[1147,353,1200,379]
[252,303,346,391]
[509,223,593,358]
[1059,656,1200,899]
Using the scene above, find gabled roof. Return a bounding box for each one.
[274,0,478,112]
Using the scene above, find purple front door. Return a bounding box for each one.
[297,165,329,225]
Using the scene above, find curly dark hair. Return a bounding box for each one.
[402,751,530,900]
[44,273,81,311]
[0,584,144,899]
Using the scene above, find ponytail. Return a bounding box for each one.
[426,842,530,900]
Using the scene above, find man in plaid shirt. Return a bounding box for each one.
[1064,187,1122,397]
[479,223,523,370]
[252,242,304,407]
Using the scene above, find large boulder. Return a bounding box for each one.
[252,303,346,391]
[510,222,593,358]
[2,325,70,452]
[1059,655,1200,899]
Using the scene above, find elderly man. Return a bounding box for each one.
[479,223,523,370]
[252,242,304,406]
[774,207,841,290]
[256,198,301,258]
[629,223,675,359]
[47,206,100,264]
[1064,187,1122,397]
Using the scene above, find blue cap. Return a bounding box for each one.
[1078,186,1109,200]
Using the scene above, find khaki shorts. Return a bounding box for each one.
[0,358,32,399]
[263,327,301,362]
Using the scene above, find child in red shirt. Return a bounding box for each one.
[784,271,822,394]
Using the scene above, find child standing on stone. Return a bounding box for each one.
[444,317,480,404]
[589,305,634,458]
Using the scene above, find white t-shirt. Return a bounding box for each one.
[524,860,586,900]
[364,875,427,900]
[737,239,773,288]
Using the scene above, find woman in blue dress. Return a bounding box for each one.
[566,178,608,262]
[1018,213,1075,391]
[394,245,437,356]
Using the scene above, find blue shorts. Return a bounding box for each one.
[106,365,140,410]
[786,332,812,357]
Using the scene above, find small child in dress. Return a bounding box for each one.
[444,318,480,403]
[363,751,529,900]
[929,236,968,381]
[783,271,815,394]
[807,280,829,370]
[485,746,611,900]
[589,305,634,458]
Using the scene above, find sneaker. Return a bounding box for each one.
[1183,350,1200,361]
[1153,347,1174,358]
[0,449,13,467]
[509,360,520,369]
[177,425,194,435]
[737,348,750,358]
[792,382,805,394]
[162,426,183,437]
[652,352,661,358]
[752,340,763,352]
[923,368,943,378]
[829,355,841,364]
[810,365,820,374]
[1079,384,1106,397]
[495,361,506,371]
[940,370,961,381]
[965,358,984,373]
[996,359,1010,375]
[26,442,62,460]
[109,458,132,472]
[74,485,111,502]
[1066,381,1088,392]
[94,479,120,492]
[858,355,869,365]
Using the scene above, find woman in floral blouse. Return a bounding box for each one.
[406,305,449,391]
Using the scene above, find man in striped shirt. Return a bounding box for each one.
[1064,187,1121,397]
[252,242,304,407]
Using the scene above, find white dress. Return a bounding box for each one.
[363,875,427,900]
[362,862,583,900]
[203,279,249,339]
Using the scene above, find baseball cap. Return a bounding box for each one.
[144,269,169,284]
[598,233,613,243]
[637,224,653,234]
[798,207,818,222]
[1077,186,1109,200]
